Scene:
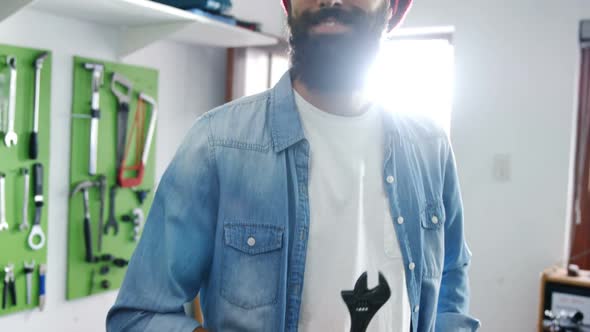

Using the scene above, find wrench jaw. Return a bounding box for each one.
[4,133,17,147]
[341,272,392,332]
[28,225,46,251]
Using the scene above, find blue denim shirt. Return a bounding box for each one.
[106,72,481,332]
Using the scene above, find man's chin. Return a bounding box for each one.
[295,67,369,94]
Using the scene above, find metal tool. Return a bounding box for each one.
[23,261,35,305]
[104,185,119,235]
[29,52,48,159]
[2,264,16,309]
[28,163,46,250]
[97,175,106,252]
[4,56,17,147]
[83,63,104,175]
[20,168,30,231]
[118,93,157,188]
[0,173,8,232]
[341,272,391,332]
[71,180,98,263]
[89,269,96,295]
[0,73,7,132]
[111,73,133,172]
[544,309,585,331]
[122,208,145,242]
[39,264,46,310]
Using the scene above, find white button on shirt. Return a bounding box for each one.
[386,175,395,184]
[247,237,256,247]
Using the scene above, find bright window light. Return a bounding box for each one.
[366,37,455,134]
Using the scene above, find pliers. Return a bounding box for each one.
[3,264,16,309]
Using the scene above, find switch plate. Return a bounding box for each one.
[493,154,511,182]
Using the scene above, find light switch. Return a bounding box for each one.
[493,154,511,182]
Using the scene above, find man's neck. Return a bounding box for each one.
[293,79,369,117]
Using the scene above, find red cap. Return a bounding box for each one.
[282,0,413,31]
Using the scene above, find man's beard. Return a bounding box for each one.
[288,4,389,93]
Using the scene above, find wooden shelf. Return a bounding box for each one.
[1,0,279,57]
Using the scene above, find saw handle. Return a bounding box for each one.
[118,164,145,188]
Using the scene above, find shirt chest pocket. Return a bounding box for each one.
[221,223,284,309]
[420,200,445,278]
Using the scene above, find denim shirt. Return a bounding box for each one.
[106,72,481,332]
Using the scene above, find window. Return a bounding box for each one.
[366,35,455,134]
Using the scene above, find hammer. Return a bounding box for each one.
[71,178,105,262]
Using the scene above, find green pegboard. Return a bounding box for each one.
[67,56,158,300]
[0,44,52,315]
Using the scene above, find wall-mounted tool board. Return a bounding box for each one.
[0,44,52,316]
[67,56,158,300]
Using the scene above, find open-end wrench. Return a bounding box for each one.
[23,260,35,305]
[29,52,48,159]
[0,173,8,231]
[4,56,18,147]
[104,185,119,236]
[341,272,391,332]
[20,168,30,231]
[97,175,106,252]
[27,163,46,250]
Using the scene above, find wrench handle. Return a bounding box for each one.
[29,132,38,159]
[2,280,6,309]
[89,115,99,175]
[7,61,16,132]
[33,163,44,206]
[84,216,94,263]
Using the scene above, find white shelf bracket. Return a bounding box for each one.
[0,0,36,24]
[118,21,192,58]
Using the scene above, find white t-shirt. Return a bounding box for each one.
[294,90,411,332]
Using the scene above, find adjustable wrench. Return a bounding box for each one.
[97,175,106,252]
[19,168,30,231]
[341,272,391,332]
[104,185,119,235]
[83,63,104,175]
[27,163,46,250]
[4,56,17,147]
[29,52,48,159]
[0,173,8,231]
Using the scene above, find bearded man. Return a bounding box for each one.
[107,1,481,331]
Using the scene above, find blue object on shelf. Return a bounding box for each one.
[152,0,232,13]
[187,8,237,25]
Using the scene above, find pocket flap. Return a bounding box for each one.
[224,223,284,255]
[421,200,446,229]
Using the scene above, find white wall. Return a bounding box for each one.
[401,0,590,330]
[0,8,226,332]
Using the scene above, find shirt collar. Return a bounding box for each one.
[269,70,398,153]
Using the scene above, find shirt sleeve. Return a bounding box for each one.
[106,113,219,332]
[435,137,481,332]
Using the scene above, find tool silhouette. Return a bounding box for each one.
[341,272,391,332]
